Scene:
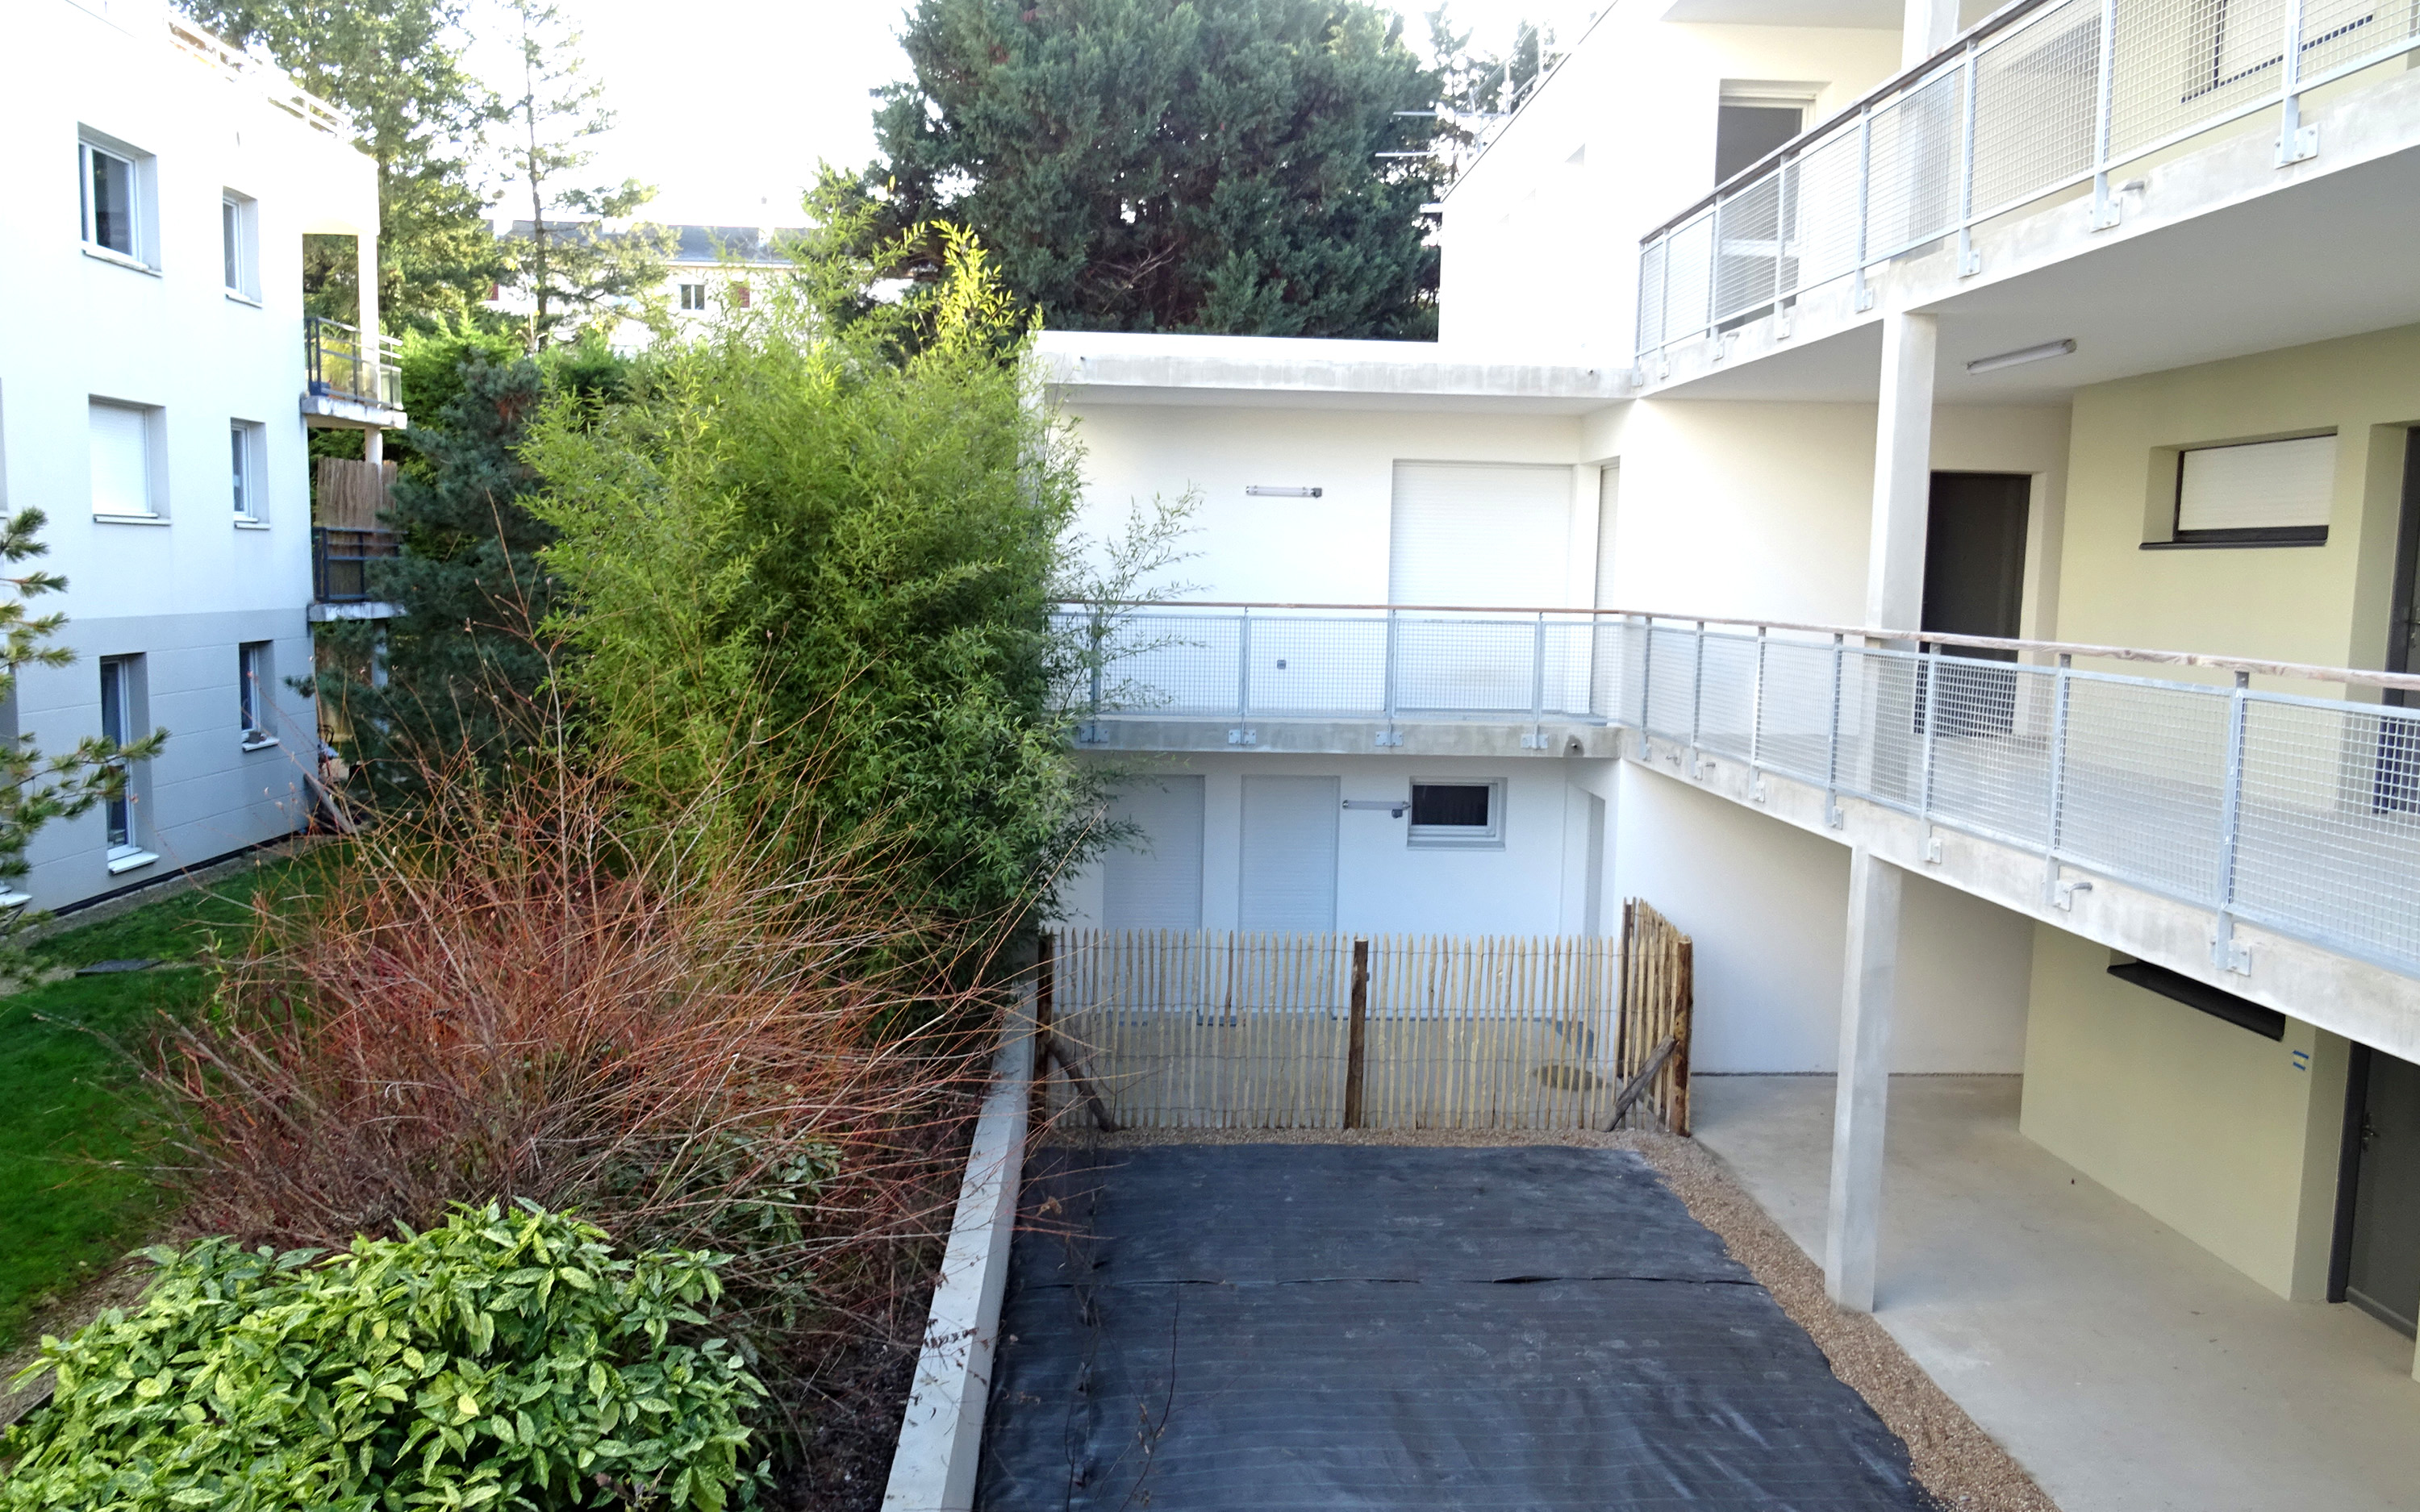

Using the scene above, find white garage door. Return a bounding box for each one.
[1389,461,1575,607]
[1238,776,1339,933]
[1104,776,1204,931]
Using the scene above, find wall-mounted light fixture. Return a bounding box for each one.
[1965,338,2076,375]
[1245,485,1323,498]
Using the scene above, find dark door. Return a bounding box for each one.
[2338,1046,2420,1335]
[1920,473,2030,737]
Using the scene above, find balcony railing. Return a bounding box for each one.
[165,15,352,138]
[306,315,403,410]
[1634,0,2420,366]
[1062,601,2420,981]
[312,526,398,603]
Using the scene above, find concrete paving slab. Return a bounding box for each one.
[1694,1074,2420,1512]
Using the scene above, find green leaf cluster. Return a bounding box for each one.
[521,227,1099,931]
[2,1203,766,1512]
[846,0,1448,339]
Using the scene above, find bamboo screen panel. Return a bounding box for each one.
[1046,930,1642,1132]
[1616,902,1694,1135]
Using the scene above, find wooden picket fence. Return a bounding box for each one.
[312,456,396,529]
[1039,913,1692,1134]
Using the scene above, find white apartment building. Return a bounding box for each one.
[483,221,803,348]
[0,0,397,907]
[1044,0,2420,1445]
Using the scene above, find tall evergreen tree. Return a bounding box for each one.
[314,339,626,780]
[850,0,1448,339]
[496,0,673,348]
[177,0,503,331]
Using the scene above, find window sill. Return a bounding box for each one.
[106,849,159,876]
[94,513,169,526]
[224,289,263,307]
[1406,835,1506,852]
[240,735,280,752]
[2142,532,2329,550]
[82,244,159,277]
[234,518,269,531]
[0,893,30,910]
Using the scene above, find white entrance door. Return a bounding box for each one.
[1238,775,1339,933]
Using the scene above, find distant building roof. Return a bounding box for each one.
[494,220,805,266]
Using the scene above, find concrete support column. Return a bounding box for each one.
[1864,311,1937,632]
[364,426,383,466]
[1825,845,1903,1312]
[1902,0,1959,66]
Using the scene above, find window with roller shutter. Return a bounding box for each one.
[2172,435,2334,545]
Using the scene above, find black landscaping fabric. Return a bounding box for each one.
[977,1143,1938,1511]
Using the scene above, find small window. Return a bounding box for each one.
[222,191,259,299]
[230,420,264,521]
[678,282,707,310]
[1408,781,1504,848]
[1715,100,1803,184]
[2174,435,2334,545]
[90,401,156,518]
[79,138,143,261]
[100,656,140,858]
[239,641,274,745]
[732,281,751,309]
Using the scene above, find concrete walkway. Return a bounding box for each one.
[1694,1075,2420,1512]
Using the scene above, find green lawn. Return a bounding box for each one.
[0,852,321,1343]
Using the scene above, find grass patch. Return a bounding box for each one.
[0,849,322,1343]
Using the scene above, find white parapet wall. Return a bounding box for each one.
[882,1011,1035,1512]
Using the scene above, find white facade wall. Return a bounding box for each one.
[1,1,381,906]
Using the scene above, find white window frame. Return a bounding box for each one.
[99,656,155,872]
[239,641,277,749]
[90,398,165,521]
[78,131,155,270]
[230,419,265,524]
[1406,779,1505,850]
[223,190,261,302]
[678,281,707,310]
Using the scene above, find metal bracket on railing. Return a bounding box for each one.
[1227,728,1258,747]
[1374,727,1403,748]
[2210,669,2253,974]
[1824,632,1846,827]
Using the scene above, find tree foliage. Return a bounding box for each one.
[1,1204,766,1512]
[522,225,1099,930]
[845,0,1448,339]
[0,510,165,963]
[497,0,673,348]
[177,0,503,331]
[313,332,631,782]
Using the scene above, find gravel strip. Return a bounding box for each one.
[1061,1123,2059,1512]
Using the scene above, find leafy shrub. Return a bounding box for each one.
[2,1202,765,1512]
[140,752,992,1439]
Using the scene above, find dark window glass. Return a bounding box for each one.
[1411,783,1491,829]
[87,146,134,255]
[1714,103,1801,184]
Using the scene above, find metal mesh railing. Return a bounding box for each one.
[1064,601,2420,981]
[307,315,404,410]
[1636,0,2420,362]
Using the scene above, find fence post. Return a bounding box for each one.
[1531,610,1548,727]
[1957,40,1981,274]
[1748,625,1769,793]
[1853,104,1876,310]
[1383,607,1400,726]
[1237,607,1253,725]
[2212,670,2252,972]
[1917,640,1943,823]
[2090,0,2120,227]
[1343,939,1371,1131]
[1637,618,1656,759]
[2279,0,2317,163]
[2042,652,2074,902]
[1688,620,1707,777]
[1825,632,1846,827]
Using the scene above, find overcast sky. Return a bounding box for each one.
[520,0,1596,227]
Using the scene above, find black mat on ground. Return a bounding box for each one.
[978,1144,1938,1511]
